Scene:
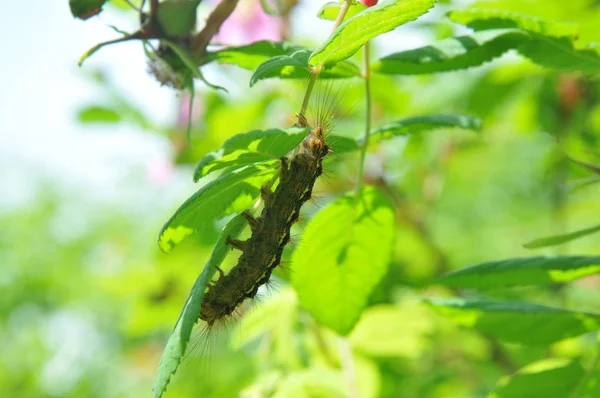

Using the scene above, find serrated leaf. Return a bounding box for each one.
[291,186,395,335]
[490,358,586,398]
[309,0,437,67]
[77,105,122,123]
[158,163,278,252]
[368,114,481,144]
[446,9,600,74]
[193,127,308,181]
[424,297,600,345]
[152,214,247,398]
[317,1,367,21]
[439,255,600,289]
[250,49,360,86]
[156,0,199,38]
[69,0,106,19]
[372,29,528,75]
[448,8,579,38]
[206,41,304,71]
[524,224,600,249]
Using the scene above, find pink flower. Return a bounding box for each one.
[214,0,283,45]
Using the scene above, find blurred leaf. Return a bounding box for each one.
[518,35,600,74]
[292,186,395,335]
[372,29,528,75]
[69,0,106,19]
[448,8,579,38]
[524,225,600,249]
[328,135,361,154]
[156,0,199,38]
[317,1,367,21]
[439,255,600,288]
[273,367,346,398]
[77,105,122,124]
[250,49,360,86]
[193,127,308,181]
[206,41,303,71]
[158,163,278,252]
[490,358,584,398]
[309,0,437,67]
[349,303,433,358]
[369,114,482,144]
[424,297,600,345]
[152,214,248,398]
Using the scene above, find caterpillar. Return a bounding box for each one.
[198,116,330,326]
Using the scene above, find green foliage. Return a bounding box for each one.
[77,105,122,123]
[291,186,395,335]
[438,256,600,289]
[317,1,367,21]
[206,41,303,71]
[309,0,437,67]
[250,49,361,86]
[152,214,247,398]
[424,298,600,345]
[156,0,199,38]
[193,127,308,180]
[369,114,482,144]
[69,0,106,19]
[372,29,529,75]
[524,224,600,249]
[158,164,277,252]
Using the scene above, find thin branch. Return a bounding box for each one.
[339,338,358,398]
[355,41,372,196]
[191,0,241,55]
[150,0,159,15]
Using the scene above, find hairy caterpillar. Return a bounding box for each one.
[198,119,330,325]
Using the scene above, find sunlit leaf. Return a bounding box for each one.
[524,225,600,249]
[158,163,278,252]
[368,114,482,144]
[250,49,360,86]
[424,297,600,345]
[309,0,437,67]
[372,29,528,75]
[206,41,303,71]
[193,127,308,181]
[448,8,579,38]
[152,214,248,398]
[490,358,586,398]
[292,186,395,335]
[317,1,367,21]
[439,255,600,289]
[77,105,122,124]
[69,0,106,19]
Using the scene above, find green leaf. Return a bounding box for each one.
[151,214,248,398]
[368,114,482,144]
[424,298,600,345]
[372,29,529,75]
[447,9,600,74]
[77,105,122,124]
[291,186,395,335]
[524,224,600,249]
[156,0,199,38]
[448,8,579,38]
[309,0,437,67]
[439,255,600,289]
[69,0,106,20]
[317,1,367,21]
[490,358,585,398]
[250,49,360,86]
[328,135,361,154]
[158,163,278,252]
[206,41,303,71]
[193,127,308,181]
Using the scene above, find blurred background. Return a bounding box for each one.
[2,0,600,397]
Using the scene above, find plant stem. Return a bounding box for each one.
[297,0,352,120]
[355,41,372,195]
[339,337,358,398]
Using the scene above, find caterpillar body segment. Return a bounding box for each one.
[199,126,329,326]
